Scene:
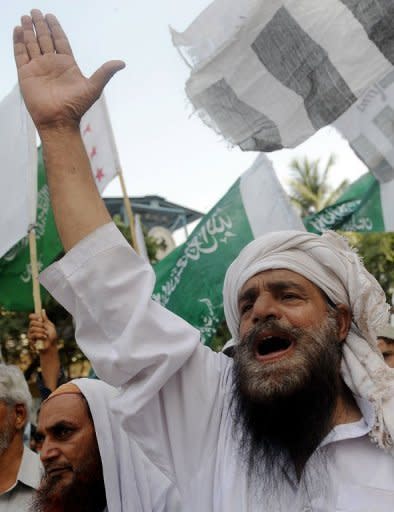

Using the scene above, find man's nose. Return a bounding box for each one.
[251,294,281,323]
[40,438,60,462]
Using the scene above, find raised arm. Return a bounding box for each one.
[28,310,62,395]
[13,10,125,250]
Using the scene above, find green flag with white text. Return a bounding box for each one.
[0,148,63,311]
[153,155,304,345]
[304,172,394,234]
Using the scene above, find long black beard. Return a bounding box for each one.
[30,459,106,512]
[231,313,342,500]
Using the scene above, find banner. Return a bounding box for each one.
[304,172,394,233]
[172,0,394,151]
[153,155,304,345]
[0,148,63,311]
[0,85,37,258]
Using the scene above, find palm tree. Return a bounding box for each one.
[288,155,349,217]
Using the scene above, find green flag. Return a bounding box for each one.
[0,148,63,311]
[304,172,394,234]
[153,155,303,345]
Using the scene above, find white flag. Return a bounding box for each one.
[172,0,394,152]
[80,95,120,193]
[0,86,37,258]
[335,69,394,186]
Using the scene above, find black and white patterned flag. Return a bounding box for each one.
[172,0,394,151]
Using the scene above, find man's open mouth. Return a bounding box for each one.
[254,333,294,362]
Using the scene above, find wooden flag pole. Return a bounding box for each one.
[28,226,44,351]
[117,168,140,254]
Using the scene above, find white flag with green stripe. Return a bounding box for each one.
[153,155,304,345]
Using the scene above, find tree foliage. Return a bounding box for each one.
[288,155,348,216]
[342,232,394,302]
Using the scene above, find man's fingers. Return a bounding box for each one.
[45,14,74,56]
[29,320,45,329]
[28,313,42,322]
[31,9,55,54]
[89,60,125,96]
[28,326,47,339]
[13,26,30,69]
[21,15,41,59]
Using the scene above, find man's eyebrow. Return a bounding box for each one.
[267,281,307,293]
[39,420,77,434]
[238,286,258,305]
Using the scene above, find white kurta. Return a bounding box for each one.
[41,223,394,512]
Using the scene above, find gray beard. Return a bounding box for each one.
[231,311,342,502]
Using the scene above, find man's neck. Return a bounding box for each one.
[0,435,24,494]
[332,382,362,427]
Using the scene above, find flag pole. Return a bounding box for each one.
[100,95,140,254]
[117,169,139,254]
[28,226,44,351]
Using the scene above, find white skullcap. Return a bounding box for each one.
[223,230,394,453]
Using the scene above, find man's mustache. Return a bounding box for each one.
[241,319,302,351]
[44,463,73,477]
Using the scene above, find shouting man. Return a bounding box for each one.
[13,9,394,511]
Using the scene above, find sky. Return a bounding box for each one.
[2,1,368,235]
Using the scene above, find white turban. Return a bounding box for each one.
[223,230,394,453]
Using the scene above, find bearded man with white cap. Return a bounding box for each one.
[33,379,180,512]
[13,9,394,512]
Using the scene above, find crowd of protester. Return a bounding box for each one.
[1,7,394,512]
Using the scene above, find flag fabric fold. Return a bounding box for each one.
[0,85,37,258]
[304,172,394,234]
[172,0,394,152]
[153,155,304,345]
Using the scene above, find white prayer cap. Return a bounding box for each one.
[223,230,394,453]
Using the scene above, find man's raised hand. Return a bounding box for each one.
[13,9,125,132]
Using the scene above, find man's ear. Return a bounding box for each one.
[14,403,27,431]
[335,304,352,343]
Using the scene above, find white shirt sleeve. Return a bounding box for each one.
[40,222,233,489]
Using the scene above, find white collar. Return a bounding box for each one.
[321,395,375,448]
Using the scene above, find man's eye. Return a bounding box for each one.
[54,427,73,439]
[240,303,252,315]
[282,293,300,301]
